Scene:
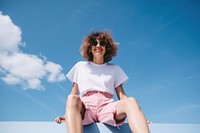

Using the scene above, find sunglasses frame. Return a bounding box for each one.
[91,41,106,46]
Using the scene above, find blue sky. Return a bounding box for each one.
[0,0,199,124]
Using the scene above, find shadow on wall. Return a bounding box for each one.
[84,123,100,133]
[84,123,131,133]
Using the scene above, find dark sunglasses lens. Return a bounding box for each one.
[91,41,97,46]
[100,42,106,46]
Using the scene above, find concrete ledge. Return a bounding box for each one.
[0,122,200,133]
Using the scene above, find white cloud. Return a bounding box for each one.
[0,53,46,79]
[1,74,21,85]
[45,61,65,82]
[0,12,65,90]
[0,13,22,53]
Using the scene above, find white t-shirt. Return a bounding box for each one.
[66,61,128,96]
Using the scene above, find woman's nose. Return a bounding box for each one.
[96,42,101,46]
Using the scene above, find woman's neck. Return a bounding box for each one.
[92,58,104,64]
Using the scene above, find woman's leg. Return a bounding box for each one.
[65,94,83,133]
[115,97,150,133]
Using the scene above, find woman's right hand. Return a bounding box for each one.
[54,116,65,123]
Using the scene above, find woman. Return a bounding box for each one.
[55,31,150,133]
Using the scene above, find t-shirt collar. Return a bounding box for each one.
[88,61,107,67]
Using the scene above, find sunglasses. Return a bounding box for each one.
[90,40,109,46]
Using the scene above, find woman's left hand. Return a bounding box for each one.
[54,116,65,123]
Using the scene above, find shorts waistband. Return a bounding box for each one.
[83,91,113,98]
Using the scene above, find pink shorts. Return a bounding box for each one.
[81,91,125,127]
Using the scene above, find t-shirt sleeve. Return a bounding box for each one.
[66,62,79,83]
[114,65,128,88]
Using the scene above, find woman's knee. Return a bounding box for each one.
[66,94,82,110]
[126,97,141,111]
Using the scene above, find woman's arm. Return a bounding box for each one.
[70,82,79,95]
[115,84,128,100]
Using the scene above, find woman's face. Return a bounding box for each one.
[91,39,106,59]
